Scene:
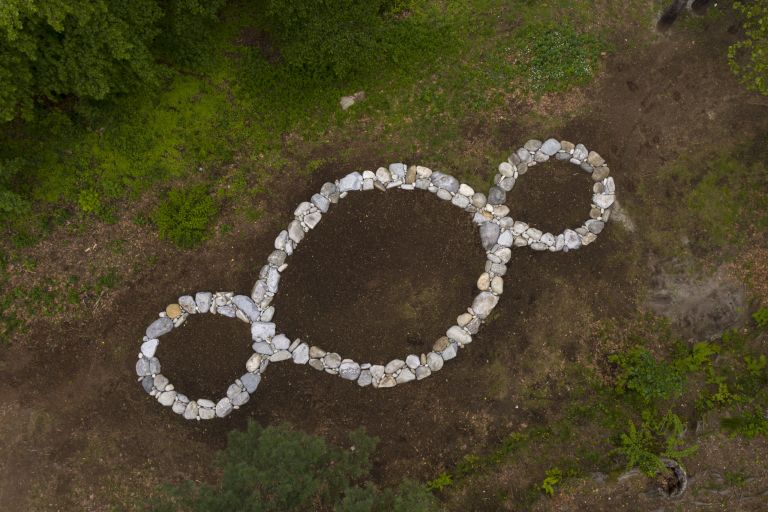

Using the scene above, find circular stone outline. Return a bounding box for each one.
[136,138,616,420]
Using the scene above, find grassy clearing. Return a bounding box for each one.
[430,312,768,508]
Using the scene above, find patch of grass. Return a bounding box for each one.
[609,346,685,404]
[721,409,768,438]
[512,23,604,95]
[151,185,219,248]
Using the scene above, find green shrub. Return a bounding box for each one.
[512,23,603,94]
[721,409,768,438]
[151,185,218,248]
[610,347,684,403]
[155,421,438,511]
[0,0,227,122]
[753,307,768,329]
[729,1,768,95]
[540,468,563,497]
[615,419,664,476]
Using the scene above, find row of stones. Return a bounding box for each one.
[481,138,616,252]
[136,292,271,420]
[246,165,505,390]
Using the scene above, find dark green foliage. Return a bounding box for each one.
[614,411,697,476]
[259,0,412,83]
[512,23,603,94]
[155,422,438,511]
[151,185,218,248]
[729,1,768,95]
[753,307,768,329]
[721,409,768,438]
[609,346,685,403]
[0,0,226,122]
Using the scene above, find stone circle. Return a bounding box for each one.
[136,139,616,420]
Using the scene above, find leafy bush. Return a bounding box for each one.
[729,1,768,95]
[260,0,409,83]
[721,409,768,438]
[155,421,438,511]
[0,0,227,122]
[753,307,768,329]
[610,347,684,403]
[512,23,603,94]
[151,185,218,248]
[615,412,696,476]
[540,468,563,497]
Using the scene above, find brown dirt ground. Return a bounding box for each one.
[2,9,768,512]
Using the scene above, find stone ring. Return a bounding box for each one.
[135,138,616,420]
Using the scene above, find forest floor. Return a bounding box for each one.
[1,1,768,511]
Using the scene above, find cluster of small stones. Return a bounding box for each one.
[137,140,616,419]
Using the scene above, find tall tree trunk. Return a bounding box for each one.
[658,0,688,30]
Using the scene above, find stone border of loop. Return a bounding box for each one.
[135,138,616,420]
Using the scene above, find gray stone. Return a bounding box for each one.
[320,182,338,198]
[436,189,452,201]
[472,292,499,318]
[288,220,304,243]
[573,144,588,161]
[357,370,372,387]
[370,365,385,382]
[431,172,460,194]
[146,317,173,339]
[592,166,610,181]
[555,151,571,161]
[153,374,169,391]
[405,166,417,184]
[217,304,236,318]
[603,177,615,194]
[183,401,199,420]
[499,176,516,191]
[240,372,261,393]
[441,342,458,361]
[251,322,276,341]
[378,375,396,388]
[253,342,273,355]
[231,390,250,407]
[525,227,543,240]
[274,230,289,250]
[135,357,151,377]
[406,354,420,369]
[172,397,187,414]
[197,398,215,409]
[338,172,363,192]
[272,334,290,350]
[433,336,450,352]
[498,161,515,177]
[534,151,550,163]
[339,360,361,380]
[260,306,274,322]
[375,167,391,183]
[233,295,260,321]
[531,242,547,251]
[497,229,514,247]
[149,357,161,375]
[540,138,561,156]
[427,352,444,371]
[564,229,581,250]
[294,202,313,217]
[540,233,555,246]
[471,193,487,209]
[586,219,605,234]
[292,343,309,364]
[304,211,322,229]
[480,222,501,250]
[580,162,594,173]
[389,163,407,179]
[451,194,470,208]
[415,366,432,380]
[592,193,615,209]
[195,292,212,313]
[269,350,292,362]
[251,279,268,303]
[446,325,471,345]
[524,139,542,152]
[179,295,197,314]
[216,398,233,418]
[141,338,159,358]
[587,151,605,167]
[323,353,341,369]
[246,353,262,373]
[308,359,325,371]
[200,408,215,422]
[385,359,405,374]
[396,368,416,383]
[488,187,506,205]
[311,193,330,213]
[141,376,154,393]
